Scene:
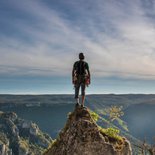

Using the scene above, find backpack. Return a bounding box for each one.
[75,61,86,76]
[73,61,86,84]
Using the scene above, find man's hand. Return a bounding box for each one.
[89,79,91,85]
[72,77,74,85]
[72,77,76,85]
[72,80,75,85]
[85,76,90,86]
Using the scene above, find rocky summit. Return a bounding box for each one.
[44,106,132,155]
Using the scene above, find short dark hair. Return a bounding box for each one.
[79,53,85,60]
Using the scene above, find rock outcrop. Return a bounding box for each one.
[44,106,132,155]
[0,111,52,155]
[0,143,12,155]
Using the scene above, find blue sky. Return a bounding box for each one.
[1,0,155,94]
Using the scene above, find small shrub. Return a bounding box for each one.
[89,110,99,122]
[51,139,58,147]
[100,127,122,141]
[105,106,124,122]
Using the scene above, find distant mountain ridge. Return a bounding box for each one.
[1,94,155,107]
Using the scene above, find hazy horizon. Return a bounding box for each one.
[1,93,155,95]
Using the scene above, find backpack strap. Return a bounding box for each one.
[76,61,86,75]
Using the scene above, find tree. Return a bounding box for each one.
[105,106,124,122]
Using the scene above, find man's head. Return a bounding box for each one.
[79,53,85,60]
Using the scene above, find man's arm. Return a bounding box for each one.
[88,69,90,78]
[72,62,76,84]
[72,68,75,84]
[86,62,91,84]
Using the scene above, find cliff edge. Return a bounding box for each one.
[44,106,132,155]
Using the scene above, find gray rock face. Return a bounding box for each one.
[149,147,155,155]
[0,111,52,155]
[0,143,12,155]
[0,144,8,155]
[44,107,132,155]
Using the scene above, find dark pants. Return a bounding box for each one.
[75,82,86,99]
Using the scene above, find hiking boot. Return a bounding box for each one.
[81,104,84,108]
[81,105,87,109]
[75,103,80,107]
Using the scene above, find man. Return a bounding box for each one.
[72,53,91,107]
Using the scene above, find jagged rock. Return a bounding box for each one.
[0,143,12,155]
[44,106,132,155]
[0,143,7,155]
[29,123,39,136]
[152,148,155,155]
[18,147,29,155]
[21,120,32,129]
[149,146,155,155]
[0,111,52,155]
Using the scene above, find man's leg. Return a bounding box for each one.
[75,84,80,105]
[81,83,86,106]
[76,97,79,104]
[81,95,85,106]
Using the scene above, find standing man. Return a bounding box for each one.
[72,53,91,107]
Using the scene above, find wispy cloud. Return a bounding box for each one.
[1,0,155,79]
